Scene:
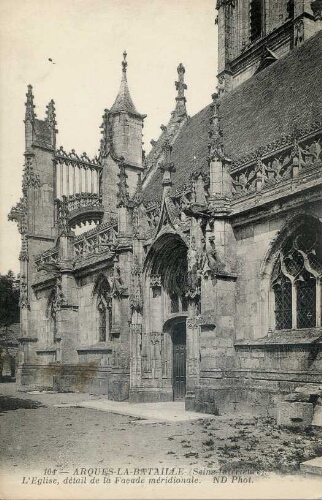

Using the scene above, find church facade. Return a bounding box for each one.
[9,0,322,415]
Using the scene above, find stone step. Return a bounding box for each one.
[300,457,322,475]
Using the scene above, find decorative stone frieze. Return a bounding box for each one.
[216,0,236,8]
[73,223,117,261]
[150,275,162,289]
[55,146,100,167]
[231,130,322,198]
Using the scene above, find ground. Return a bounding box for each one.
[0,383,321,500]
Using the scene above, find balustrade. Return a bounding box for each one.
[74,223,118,260]
[55,147,102,199]
[231,130,322,199]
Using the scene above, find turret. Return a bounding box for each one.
[109,51,146,168]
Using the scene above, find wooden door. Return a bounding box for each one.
[173,324,186,400]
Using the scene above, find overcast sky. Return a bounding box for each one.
[0,0,218,274]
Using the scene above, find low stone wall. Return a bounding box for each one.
[18,362,130,400]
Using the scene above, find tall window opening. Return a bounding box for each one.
[273,274,292,330]
[297,270,316,329]
[250,0,264,42]
[271,223,322,330]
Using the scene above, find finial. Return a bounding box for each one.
[122,50,128,73]
[25,84,36,121]
[174,63,187,117]
[208,93,227,162]
[45,99,57,128]
[159,139,176,187]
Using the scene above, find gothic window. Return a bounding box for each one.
[94,276,112,342]
[297,270,316,329]
[271,224,322,330]
[250,0,264,42]
[273,274,292,330]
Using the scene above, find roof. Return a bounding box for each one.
[142,30,322,204]
[142,104,212,204]
[110,70,144,118]
[220,29,322,161]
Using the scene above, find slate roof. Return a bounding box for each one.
[220,29,322,162]
[142,105,212,204]
[142,30,322,204]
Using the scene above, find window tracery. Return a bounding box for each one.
[271,225,322,330]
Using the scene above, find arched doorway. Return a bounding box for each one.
[163,315,187,401]
[172,321,186,400]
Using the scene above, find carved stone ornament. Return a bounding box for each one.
[19,276,29,309]
[22,154,40,196]
[150,332,161,345]
[311,1,322,21]
[208,94,228,162]
[150,275,162,289]
[231,131,322,198]
[129,256,143,313]
[19,235,29,261]
[25,85,36,122]
[159,139,176,186]
[45,99,57,129]
[117,157,130,207]
[8,197,27,235]
[52,276,67,313]
[56,196,72,236]
[110,262,126,298]
[216,0,236,9]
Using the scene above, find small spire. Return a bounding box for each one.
[25,84,36,121]
[174,63,187,117]
[45,99,57,128]
[109,52,145,118]
[99,108,112,158]
[208,93,228,162]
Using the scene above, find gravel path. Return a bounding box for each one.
[0,383,321,499]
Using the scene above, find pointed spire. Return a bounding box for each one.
[110,51,145,118]
[45,99,57,128]
[25,85,36,122]
[99,108,112,158]
[174,63,187,117]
